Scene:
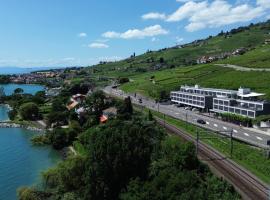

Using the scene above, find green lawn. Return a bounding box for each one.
[217,44,270,68]
[149,109,270,184]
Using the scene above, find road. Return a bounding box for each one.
[103,86,270,149]
[215,64,270,72]
[156,117,269,200]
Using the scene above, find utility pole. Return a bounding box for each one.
[186,112,188,129]
[230,129,233,158]
[163,114,166,128]
[196,130,199,156]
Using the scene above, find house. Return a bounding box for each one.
[99,107,118,123]
[265,39,270,44]
[66,101,79,111]
[71,94,86,103]
[232,48,247,55]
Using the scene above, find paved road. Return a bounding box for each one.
[215,64,270,72]
[103,86,270,148]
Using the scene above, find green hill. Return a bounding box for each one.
[217,44,270,68]
[88,20,270,99]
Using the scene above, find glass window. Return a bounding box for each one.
[219,105,223,110]
[241,110,247,115]
[248,111,254,117]
[229,107,234,112]
[224,106,228,111]
[235,109,240,114]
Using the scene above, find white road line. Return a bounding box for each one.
[214,124,218,127]
[233,129,238,133]
[206,121,209,125]
[223,126,227,130]
[175,113,179,114]
[244,133,249,137]
[256,136,263,141]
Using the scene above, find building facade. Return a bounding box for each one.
[170,85,270,118]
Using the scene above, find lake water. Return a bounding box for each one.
[0,84,44,96]
[0,106,60,199]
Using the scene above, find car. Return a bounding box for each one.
[138,98,142,103]
[197,119,206,124]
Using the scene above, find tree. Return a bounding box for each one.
[49,128,69,149]
[85,90,106,122]
[19,102,39,120]
[159,57,164,63]
[83,120,164,199]
[8,109,17,120]
[148,110,153,121]
[117,96,133,119]
[14,88,24,94]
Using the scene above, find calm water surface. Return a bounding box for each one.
[0,85,60,200]
[0,84,44,96]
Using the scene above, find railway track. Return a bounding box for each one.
[155,118,269,200]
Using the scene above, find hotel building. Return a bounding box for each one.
[170,85,270,118]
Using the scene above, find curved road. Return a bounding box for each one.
[104,86,270,149]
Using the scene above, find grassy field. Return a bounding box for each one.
[120,64,270,100]
[217,44,270,68]
[149,109,270,184]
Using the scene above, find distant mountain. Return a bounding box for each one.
[0,66,64,75]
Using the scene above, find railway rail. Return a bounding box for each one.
[155,118,269,200]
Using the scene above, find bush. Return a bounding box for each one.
[19,102,39,120]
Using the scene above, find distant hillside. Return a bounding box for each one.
[217,44,270,68]
[89,20,270,78]
[87,20,270,99]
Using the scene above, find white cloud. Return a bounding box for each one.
[88,43,109,48]
[176,36,184,43]
[144,0,268,32]
[102,25,168,39]
[151,37,159,42]
[257,0,270,9]
[78,32,87,38]
[142,12,166,20]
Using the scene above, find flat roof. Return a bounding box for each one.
[237,92,265,98]
[181,85,237,94]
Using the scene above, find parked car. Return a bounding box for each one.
[138,98,142,104]
[197,119,206,124]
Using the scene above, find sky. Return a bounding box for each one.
[0,0,269,68]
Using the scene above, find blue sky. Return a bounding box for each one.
[0,0,269,67]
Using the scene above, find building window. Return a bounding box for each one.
[235,109,240,114]
[224,101,229,106]
[229,107,234,113]
[214,105,218,109]
[248,111,254,118]
[241,110,247,116]
[224,106,228,111]
[214,99,218,104]
[219,105,223,110]
[256,104,263,110]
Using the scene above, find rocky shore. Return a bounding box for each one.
[0,122,45,132]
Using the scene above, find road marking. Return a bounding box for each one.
[206,121,209,125]
[223,126,227,130]
[214,124,218,127]
[256,136,263,141]
[233,129,238,133]
[175,112,179,114]
[244,133,249,137]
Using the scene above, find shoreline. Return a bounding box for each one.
[0,121,45,132]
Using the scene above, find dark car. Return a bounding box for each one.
[197,119,206,124]
[138,98,142,104]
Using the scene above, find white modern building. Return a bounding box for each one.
[170,85,270,118]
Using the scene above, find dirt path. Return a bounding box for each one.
[215,64,270,72]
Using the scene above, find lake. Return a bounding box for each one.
[0,106,60,200]
[0,84,44,96]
